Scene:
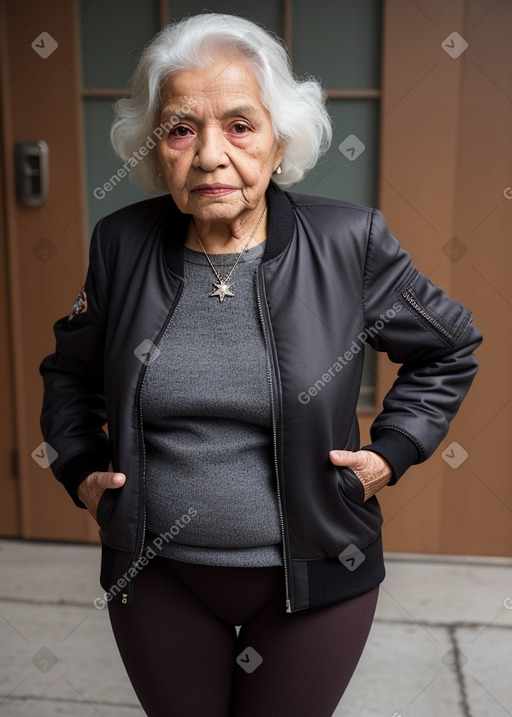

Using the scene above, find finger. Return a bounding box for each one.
[88,471,125,496]
[82,472,126,520]
[329,450,359,467]
[109,472,126,488]
[99,472,126,489]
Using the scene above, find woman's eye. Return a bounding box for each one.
[171,125,192,137]
[232,123,249,134]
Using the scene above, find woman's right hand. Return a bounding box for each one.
[77,471,126,522]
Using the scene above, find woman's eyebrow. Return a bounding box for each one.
[217,104,261,120]
[160,103,261,123]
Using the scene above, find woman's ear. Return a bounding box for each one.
[153,155,164,179]
[273,142,285,173]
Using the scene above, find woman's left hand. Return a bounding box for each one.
[329,450,393,501]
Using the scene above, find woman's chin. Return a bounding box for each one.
[186,198,248,224]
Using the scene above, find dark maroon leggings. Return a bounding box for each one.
[108,556,378,716]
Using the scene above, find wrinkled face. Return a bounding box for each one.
[155,56,284,225]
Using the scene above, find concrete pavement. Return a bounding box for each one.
[0,539,511,716]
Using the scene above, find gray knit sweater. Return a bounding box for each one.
[142,240,283,567]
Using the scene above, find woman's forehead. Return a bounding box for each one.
[161,57,262,105]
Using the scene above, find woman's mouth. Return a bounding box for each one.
[191,184,238,196]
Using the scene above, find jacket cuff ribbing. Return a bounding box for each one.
[361,429,421,485]
[59,448,111,509]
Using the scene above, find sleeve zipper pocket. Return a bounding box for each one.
[400,285,460,343]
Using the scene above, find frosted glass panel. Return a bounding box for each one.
[292,0,381,89]
[168,0,283,37]
[83,100,149,234]
[292,100,379,208]
[80,0,159,88]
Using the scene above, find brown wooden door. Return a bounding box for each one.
[0,0,98,541]
[0,82,20,537]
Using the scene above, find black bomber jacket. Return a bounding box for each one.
[40,181,482,613]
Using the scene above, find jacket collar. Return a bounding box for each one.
[162,180,296,277]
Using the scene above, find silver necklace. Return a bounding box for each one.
[191,206,267,302]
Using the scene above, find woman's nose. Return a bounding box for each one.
[194,127,229,171]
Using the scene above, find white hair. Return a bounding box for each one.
[110,13,333,193]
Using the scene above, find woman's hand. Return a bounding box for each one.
[329,450,392,501]
[77,471,126,522]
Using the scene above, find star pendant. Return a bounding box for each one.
[210,280,234,302]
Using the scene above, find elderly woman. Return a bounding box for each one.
[40,12,481,717]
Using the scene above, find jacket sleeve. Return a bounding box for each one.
[360,209,482,484]
[39,222,111,507]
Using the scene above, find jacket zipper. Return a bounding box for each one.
[255,268,292,613]
[134,285,184,574]
[401,286,454,341]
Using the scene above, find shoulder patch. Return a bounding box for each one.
[68,287,88,321]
